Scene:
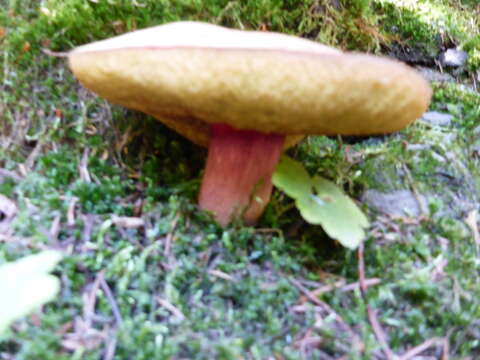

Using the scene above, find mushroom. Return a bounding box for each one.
[68,21,431,227]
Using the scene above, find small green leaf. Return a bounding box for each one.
[272,156,313,198]
[273,156,369,249]
[0,251,62,335]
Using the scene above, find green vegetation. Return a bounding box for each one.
[1,0,480,359]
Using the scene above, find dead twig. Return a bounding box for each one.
[0,234,33,246]
[288,277,363,352]
[208,269,235,282]
[84,272,103,328]
[310,278,381,297]
[0,168,23,182]
[24,140,43,170]
[442,336,450,360]
[358,243,396,360]
[399,337,446,360]
[156,297,185,321]
[49,214,62,241]
[164,214,180,258]
[465,210,480,253]
[41,48,69,57]
[98,273,123,327]
[111,215,144,229]
[67,197,79,227]
[253,228,283,237]
[78,148,92,183]
[103,335,117,360]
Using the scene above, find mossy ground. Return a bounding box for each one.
[1,0,480,359]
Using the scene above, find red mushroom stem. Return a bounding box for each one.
[199,124,285,226]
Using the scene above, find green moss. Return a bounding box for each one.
[2,0,480,358]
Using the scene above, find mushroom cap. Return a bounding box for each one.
[68,21,431,147]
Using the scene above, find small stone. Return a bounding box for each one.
[361,189,426,217]
[421,111,454,126]
[439,49,468,68]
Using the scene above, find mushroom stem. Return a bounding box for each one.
[199,124,285,226]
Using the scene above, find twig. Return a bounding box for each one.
[442,336,449,360]
[290,277,332,308]
[253,228,283,237]
[24,140,43,170]
[289,277,363,351]
[84,272,103,328]
[0,234,33,245]
[368,308,395,358]
[164,214,180,258]
[41,48,69,57]
[156,297,185,321]
[465,210,480,253]
[208,269,235,281]
[49,214,62,240]
[98,273,123,327]
[398,337,445,360]
[0,168,23,182]
[67,197,79,227]
[78,148,92,183]
[111,215,144,229]
[103,335,117,360]
[311,278,381,297]
[358,243,396,360]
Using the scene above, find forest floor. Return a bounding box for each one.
[1,0,480,359]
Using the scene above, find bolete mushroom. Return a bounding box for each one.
[68,21,431,226]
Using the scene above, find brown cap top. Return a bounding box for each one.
[69,21,431,147]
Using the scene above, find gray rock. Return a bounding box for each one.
[439,49,468,68]
[416,66,455,83]
[421,111,454,126]
[361,190,426,217]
